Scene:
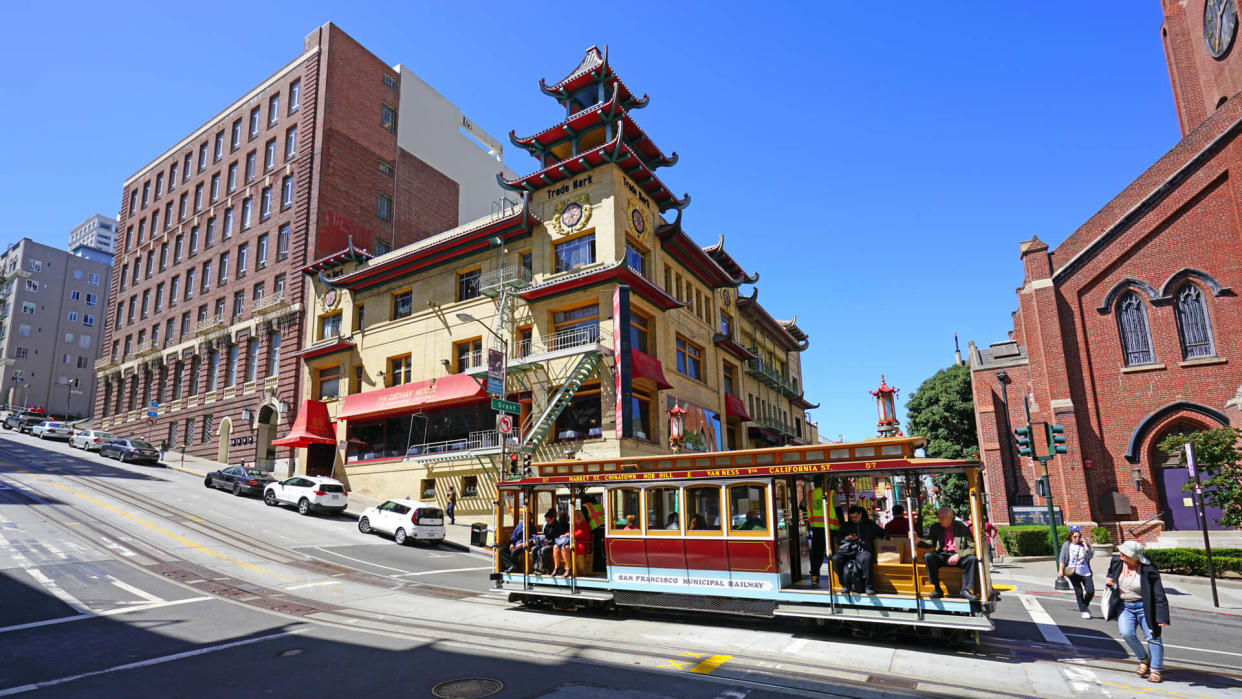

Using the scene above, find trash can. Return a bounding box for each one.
[471,522,488,547]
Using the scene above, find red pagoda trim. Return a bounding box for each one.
[736,288,807,352]
[656,209,751,288]
[714,333,758,362]
[518,260,685,310]
[791,394,820,410]
[510,87,676,172]
[702,234,759,285]
[538,46,647,112]
[300,237,373,275]
[290,337,356,360]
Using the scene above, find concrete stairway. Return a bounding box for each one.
[1147,529,1242,549]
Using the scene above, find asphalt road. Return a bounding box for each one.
[2,428,1240,698]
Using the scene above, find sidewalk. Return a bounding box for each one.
[161,450,486,554]
[989,555,1242,615]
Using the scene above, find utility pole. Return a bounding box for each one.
[1014,393,1069,591]
[1184,443,1220,608]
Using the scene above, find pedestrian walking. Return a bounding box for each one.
[1105,540,1170,683]
[1058,525,1095,618]
[159,439,169,461]
[446,485,457,525]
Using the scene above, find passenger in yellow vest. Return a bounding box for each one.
[582,496,606,571]
[801,476,840,585]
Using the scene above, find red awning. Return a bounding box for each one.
[725,393,752,422]
[630,349,672,390]
[336,373,485,421]
[271,400,337,447]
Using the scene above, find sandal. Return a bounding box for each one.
[1147,670,1162,683]
[1136,660,1150,677]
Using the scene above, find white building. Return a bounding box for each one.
[69,214,117,266]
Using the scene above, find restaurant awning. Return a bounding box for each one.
[630,349,673,390]
[271,400,337,447]
[725,393,752,422]
[336,373,486,422]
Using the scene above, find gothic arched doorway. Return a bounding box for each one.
[1148,422,1227,531]
[256,405,278,469]
[217,417,232,464]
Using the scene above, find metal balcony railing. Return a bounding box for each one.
[744,352,799,396]
[401,430,518,459]
[546,324,602,352]
[479,265,532,296]
[96,356,117,370]
[133,339,159,356]
[196,314,227,335]
[252,290,288,313]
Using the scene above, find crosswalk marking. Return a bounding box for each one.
[26,568,92,614]
[106,576,164,604]
[1019,594,1070,645]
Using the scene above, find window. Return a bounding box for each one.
[159,243,169,271]
[178,192,188,220]
[137,219,145,244]
[274,273,286,297]
[375,239,390,255]
[353,303,366,332]
[632,389,652,441]
[146,250,155,277]
[201,261,211,292]
[120,264,128,290]
[232,290,244,317]
[388,354,412,386]
[194,184,204,212]
[154,173,163,200]
[256,234,269,269]
[260,187,272,220]
[285,126,297,159]
[1174,284,1215,359]
[647,487,681,533]
[378,160,393,176]
[25,279,38,292]
[281,176,293,209]
[237,244,248,276]
[1117,291,1155,367]
[231,119,242,150]
[214,132,225,161]
[317,365,341,400]
[249,107,261,139]
[685,485,722,533]
[268,94,280,125]
[723,362,737,396]
[625,243,647,277]
[181,311,191,336]
[454,338,482,373]
[555,383,601,440]
[376,192,392,221]
[392,290,412,320]
[277,225,290,260]
[80,334,91,348]
[129,190,138,214]
[551,304,600,350]
[380,103,396,131]
[223,208,234,238]
[245,338,259,382]
[14,347,27,359]
[155,282,165,311]
[245,152,256,182]
[268,330,281,376]
[289,79,300,113]
[720,311,733,339]
[676,336,704,380]
[198,143,208,172]
[18,324,30,336]
[151,209,160,233]
[382,73,397,89]
[202,414,213,444]
[86,293,98,307]
[64,332,75,343]
[728,484,769,535]
[227,162,238,192]
[170,163,179,188]
[630,309,651,355]
[188,356,200,396]
[225,343,238,387]
[252,282,265,305]
[554,233,595,273]
[462,475,479,497]
[264,139,276,171]
[210,173,220,202]
[521,251,533,276]
[608,488,643,533]
[207,349,220,391]
[456,268,480,301]
[68,310,79,322]
[185,268,195,299]
[142,182,150,208]
[22,302,35,314]
[191,225,201,254]
[168,277,179,307]
[320,312,342,340]
[218,252,229,284]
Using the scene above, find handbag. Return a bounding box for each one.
[1099,584,1114,617]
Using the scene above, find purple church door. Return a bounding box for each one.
[1158,466,1227,531]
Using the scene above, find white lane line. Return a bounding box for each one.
[394,566,492,577]
[106,576,164,604]
[310,546,411,574]
[26,569,91,614]
[0,629,306,696]
[283,580,340,591]
[1059,664,1105,696]
[1064,631,1242,658]
[1019,594,1070,645]
[782,639,809,654]
[0,597,212,635]
[39,542,68,560]
[100,538,136,557]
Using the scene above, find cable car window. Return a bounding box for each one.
[685,485,723,533]
[647,487,680,534]
[728,483,768,535]
[774,481,790,535]
[609,487,642,533]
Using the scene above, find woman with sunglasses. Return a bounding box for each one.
[1058,525,1095,618]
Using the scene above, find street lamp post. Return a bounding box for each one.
[456,313,510,480]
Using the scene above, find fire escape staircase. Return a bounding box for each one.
[518,351,602,454]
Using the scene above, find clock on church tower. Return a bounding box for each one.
[1161,0,1242,136]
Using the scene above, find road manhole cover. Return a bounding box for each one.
[431,678,503,698]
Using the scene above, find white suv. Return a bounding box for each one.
[358,499,445,545]
[263,475,348,515]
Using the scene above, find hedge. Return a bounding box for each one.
[998,525,1070,557]
[1144,548,1242,578]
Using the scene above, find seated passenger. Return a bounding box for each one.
[553,511,591,577]
[665,512,680,530]
[535,509,565,573]
[919,506,979,601]
[884,505,911,537]
[623,514,640,530]
[688,513,709,531]
[830,505,886,595]
[738,510,765,530]
[498,518,534,573]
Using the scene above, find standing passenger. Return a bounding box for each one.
[801,476,838,585]
[1105,541,1169,684]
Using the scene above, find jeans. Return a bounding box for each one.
[1118,600,1163,670]
[1068,572,1095,612]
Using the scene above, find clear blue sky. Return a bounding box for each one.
[0,3,1179,440]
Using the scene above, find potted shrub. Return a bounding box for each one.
[1090,525,1114,557]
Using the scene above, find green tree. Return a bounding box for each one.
[1157,427,1242,529]
[905,363,978,517]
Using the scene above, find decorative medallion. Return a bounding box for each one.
[721,288,733,308]
[627,198,648,240]
[551,195,592,235]
[1205,0,1238,59]
[322,287,339,311]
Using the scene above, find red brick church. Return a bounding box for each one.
[970,1,1242,543]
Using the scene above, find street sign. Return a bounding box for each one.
[491,397,520,414]
[498,414,513,435]
[146,417,155,425]
[486,348,505,396]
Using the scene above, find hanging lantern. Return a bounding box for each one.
[871,375,902,437]
[667,399,688,454]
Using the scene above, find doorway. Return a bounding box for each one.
[1152,425,1227,531]
[217,417,232,464]
[256,405,278,468]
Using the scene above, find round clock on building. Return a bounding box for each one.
[322,287,338,310]
[1205,0,1238,59]
[630,207,647,236]
[560,202,584,230]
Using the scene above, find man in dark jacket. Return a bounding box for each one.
[830,505,886,594]
[534,508,566,573]
[919,506,978,600]
[498,518,532,573]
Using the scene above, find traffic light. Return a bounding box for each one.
[1014,424,1033,457]
[1048,424,1067,455]
[522,452,533,477]
[507,452,520,478]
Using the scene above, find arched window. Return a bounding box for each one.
[1174,284,1215,359]
[1117,291,1154,366]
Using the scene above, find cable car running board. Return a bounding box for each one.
[773,604,993,631]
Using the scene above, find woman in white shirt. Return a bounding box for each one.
[1057,525,1095,618]
[1105,540,1170,684]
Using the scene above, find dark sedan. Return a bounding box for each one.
[205,465,276,497]
[99,438,161,464]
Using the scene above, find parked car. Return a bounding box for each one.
[70,430,117,451]
[358,499,445,545]
[31,421,73,440]
[99,438,161,464]
[14,414,48,434]
[263,475,348,515]
[205,465,276,497]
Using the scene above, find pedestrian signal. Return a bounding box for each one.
[1014,425,1033,457]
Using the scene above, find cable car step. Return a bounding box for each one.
[503,587,614,602]
[773,604,994,631]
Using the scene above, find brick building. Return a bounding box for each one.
[96,23,509,468]
[970,1,1242,542]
